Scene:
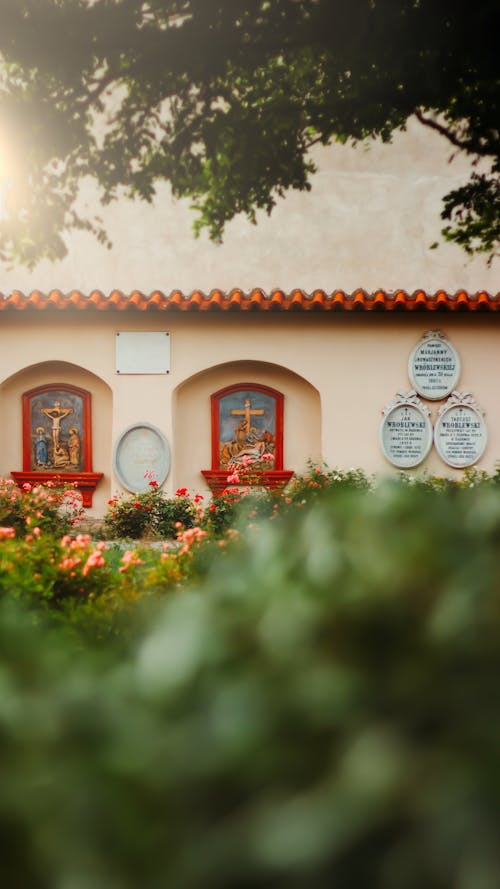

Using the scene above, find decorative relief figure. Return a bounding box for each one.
[201,382,293,495]
[12,383,103,508]
[34,427,49,467]
[29,391,82,471]
[218,388,277,470]
[68,427,81,467]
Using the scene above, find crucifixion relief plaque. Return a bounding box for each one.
[201,382,293,495]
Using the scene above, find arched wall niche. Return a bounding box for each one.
[173,360,322,494]
[0,361,113,514]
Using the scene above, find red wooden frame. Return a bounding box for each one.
[21,383,93,472]
[210,382,285,471]
[11,383,103,507]
[202,382,293,495]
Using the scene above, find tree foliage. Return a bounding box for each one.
[0,0,498,267]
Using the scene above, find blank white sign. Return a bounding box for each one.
[115,332,170,374]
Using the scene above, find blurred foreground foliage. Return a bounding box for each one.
[2,480,500,887]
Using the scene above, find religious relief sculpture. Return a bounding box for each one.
[11,383,103,508]
[219,392,276,469]
[30,392,83,471]
[34,426,49,467]
[201,382,293,495]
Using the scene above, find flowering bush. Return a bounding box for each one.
[284,463,372,505]
[104,486,159,539]
[103,482,203,540]
[0,527,191,643]
[0,478,23,530]
[153,488,203,538]
[203,487,242,535]
[224,451,275,486]
[0,530,117,607]
[397,466,499,492]
[0,476,83,536]
[7,463,500,650]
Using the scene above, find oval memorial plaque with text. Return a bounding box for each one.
[113,422,171,492]
[380,393,433,469]
[408,331,460,400]
[434,394,487,468]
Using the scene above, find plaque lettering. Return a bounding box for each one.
[434,392,487,468]
[113,423,171,492]
[380,392,433,469]
[408,331,460,400]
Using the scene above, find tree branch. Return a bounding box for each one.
[304,135,325,150]
[78,70,120,112]
[415,108,493,158]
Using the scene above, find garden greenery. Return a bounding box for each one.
[1,468,500,886]
[103,482,203,540]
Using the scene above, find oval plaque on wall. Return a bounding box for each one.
[113,422,171,492]
[408,330,460,401]
[380,392,433,469]
[434,393,487,468]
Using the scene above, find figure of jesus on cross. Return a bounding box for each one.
[40,400,73,450]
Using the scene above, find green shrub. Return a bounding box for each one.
[0,476,82,536]
[0,529,188,646]
[397,465,496,492]
[103,486,159,538]
[202,486,275,535]
[284,463,373,503]
[103,484,201,539]
[2,482,500,887]
[152,489,200,538]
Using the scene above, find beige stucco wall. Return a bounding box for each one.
[174,360,322,488]
[0,309,499,516]
[0,118,498,296]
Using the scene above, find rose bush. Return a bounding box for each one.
[0,476,83,536]
[103,482,202,540]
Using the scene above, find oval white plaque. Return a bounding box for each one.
[113,422,171,492]
[380,392,433,469]
[434,393,487,469]
[408,331,460,401]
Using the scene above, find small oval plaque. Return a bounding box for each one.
[434,393,487,468]
[113,422,171,492]
[408,331,460,401]
[380,392,433,469]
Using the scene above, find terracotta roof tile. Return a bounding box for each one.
[0,289,499,313]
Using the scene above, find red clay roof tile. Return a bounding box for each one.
[0,289,499,313]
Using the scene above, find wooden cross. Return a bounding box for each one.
[231,398,264,429]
